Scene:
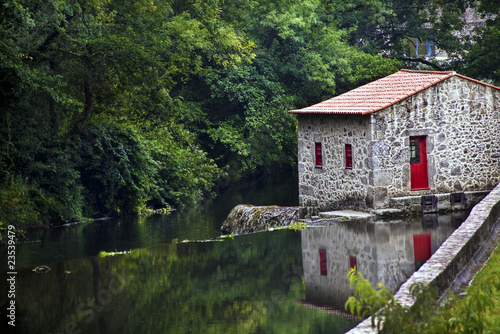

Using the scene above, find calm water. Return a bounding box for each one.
[10,172,300,267]
[1,172,470,333]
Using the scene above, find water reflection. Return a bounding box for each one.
[300,212,469,309]
[0,230,357,334]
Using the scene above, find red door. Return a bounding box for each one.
[410,136,429,190]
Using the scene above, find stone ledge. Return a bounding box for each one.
[372,208,407,218]
[319,210,373,219]
[348,183,500,333]
[389,190,491,213]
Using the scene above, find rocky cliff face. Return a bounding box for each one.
[221,204,300,234]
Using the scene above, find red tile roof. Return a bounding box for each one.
[289,69,500,115]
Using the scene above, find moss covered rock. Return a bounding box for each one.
[221,204,300,234]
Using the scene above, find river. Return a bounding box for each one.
[0,172,469,333]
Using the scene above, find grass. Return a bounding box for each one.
[466,239,500,330]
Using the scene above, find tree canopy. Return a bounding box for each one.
[1,0,498,233]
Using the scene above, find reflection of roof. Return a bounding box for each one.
[289,69,500,115]
[296,300,358,320]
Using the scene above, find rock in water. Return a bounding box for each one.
[221,204,300,234]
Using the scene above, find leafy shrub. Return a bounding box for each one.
[345,268,392,322]
[345,268,500,333]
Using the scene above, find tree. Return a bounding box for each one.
[194,0,400,179]
[4,0,496,234]
[0,0,254,229]
[459,0,500,85]
[315,0,471,70]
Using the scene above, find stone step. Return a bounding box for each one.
[389,190,491,212]
[319,210,373,219]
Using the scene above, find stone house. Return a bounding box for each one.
[289,70,500,217]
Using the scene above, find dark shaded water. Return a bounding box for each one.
[11,172,300,268]
[3,230,357,334]
[0,172,470,333]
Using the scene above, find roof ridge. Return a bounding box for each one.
[400,69,500,90]
[289,69,499,115]
[400,69,455,75]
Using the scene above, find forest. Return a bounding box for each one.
[1,0,499,235]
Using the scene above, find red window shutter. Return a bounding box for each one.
[345,144,353,168]
[315,142,323,167]
[349,256,357,270]
[319,249,327,276]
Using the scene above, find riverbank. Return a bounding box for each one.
[467,235,500,329]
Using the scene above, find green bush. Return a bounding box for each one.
[345,268,500,333]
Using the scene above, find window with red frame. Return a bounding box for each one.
[315,142,323,167]
[345,144,353,168]
[319,249,327,276]
[349,256,357,270]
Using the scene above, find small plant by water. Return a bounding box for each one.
[345,268,392,322]
[287,221,308,231]
[140,206,173,216]
[218,232,235,239]
[98,250,130,257]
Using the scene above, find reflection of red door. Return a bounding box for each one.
[413,234,431,262]
[319,249,327,276]
[410,136,429,190]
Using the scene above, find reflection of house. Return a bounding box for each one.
[404,38,437,58]
[289,70,500,217]
[300,214,465,308]
[403,7,492,62]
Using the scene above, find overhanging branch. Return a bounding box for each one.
[397,56,445,71]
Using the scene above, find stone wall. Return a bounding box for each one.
[220,204,299,234]
[371,76,500,209]
[297,114,372,215]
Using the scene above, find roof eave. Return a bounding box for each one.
[455,74,500,90]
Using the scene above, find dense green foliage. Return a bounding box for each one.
[1,0,498,233]
[459,0,500,84]
[345,268,500,333]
